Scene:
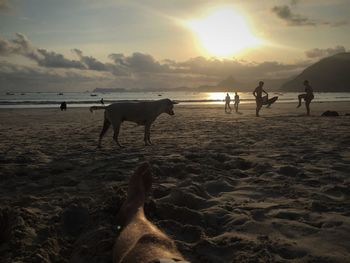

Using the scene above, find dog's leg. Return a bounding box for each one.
[113,122,122,147]
[98,118,111,148]
[147,124,152,145]
[144,123,152,146]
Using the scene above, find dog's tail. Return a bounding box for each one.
[90,106,107,113]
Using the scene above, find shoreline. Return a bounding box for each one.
[1,100,350,113]
[1,99,350,109]
[1,91,350,109]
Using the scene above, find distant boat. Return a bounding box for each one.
[158,94,162,96]
[58,92,63,95]
[90,94,98,97]
[6,92,14,95]
[21,93,25,95]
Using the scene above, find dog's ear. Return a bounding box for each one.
[171,100,179,104]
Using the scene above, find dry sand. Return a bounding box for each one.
[0,101,350,263]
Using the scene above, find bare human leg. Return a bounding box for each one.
[113,163,185,263]
[297,94,306,108]
[305,99,311,116]
[144,123,152,146]
[256,98,262,117]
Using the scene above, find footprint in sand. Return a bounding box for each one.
[271,243,307,260]
[278,165,303,176]
[158,188,216,210]
[205,179,235,196]
[322,185,350,201]
[61,204,89,236]
[272,221,318,239]
[156,203,204,226]
[70,227,115,263]
[158,220,203,243]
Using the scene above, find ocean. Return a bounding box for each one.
[1,91,350,108]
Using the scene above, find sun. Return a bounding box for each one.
[185,7,262,57]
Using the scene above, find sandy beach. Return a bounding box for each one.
[1,101,350,263]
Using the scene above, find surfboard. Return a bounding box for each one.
[262,96,278,107]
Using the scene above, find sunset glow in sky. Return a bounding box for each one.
[185,7,262,57]
[0,0,349,91]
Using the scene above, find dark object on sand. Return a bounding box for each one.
[321,111,339,117]
[61,205,89,236]
[0,208,13,244]
[262,96,278,108]
[60,102,67,111]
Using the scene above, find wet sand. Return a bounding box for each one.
[0,101,350,262]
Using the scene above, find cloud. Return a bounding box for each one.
[271,5,348,27]
[109,52,170,73]
[0,34,170,75]
[171,56,309,80]
[0,0,10,11]
[72,48,108,71]
[0,60,113,92]
[271,5,316,26]
[305,46,347,58]
[330,20,348,27]
[36,49,85,69]
[290,0,299,7]
[0,38,12,55]
[0,33,312,91]
[0,33,86,69]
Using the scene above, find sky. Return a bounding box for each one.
[0,0,349,91]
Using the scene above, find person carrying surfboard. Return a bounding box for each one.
[253,81,268,117]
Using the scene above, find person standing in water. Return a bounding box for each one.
[234,92,240,113]
[297,80,314,116]
[225,93,232,113]
[100,98,104,105]
[60,101,67,111]
[253,81,268,117]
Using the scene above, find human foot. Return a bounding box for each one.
[116,163,152,227]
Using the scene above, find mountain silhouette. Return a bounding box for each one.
[280,53,350,92]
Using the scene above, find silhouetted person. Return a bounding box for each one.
[234,92,240,113]
[297,80,314,116]
[100,98,104,105]
[113,163,189,263]
[225,93,232,113]
[253,81,268,117]
[60,102,67,111]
